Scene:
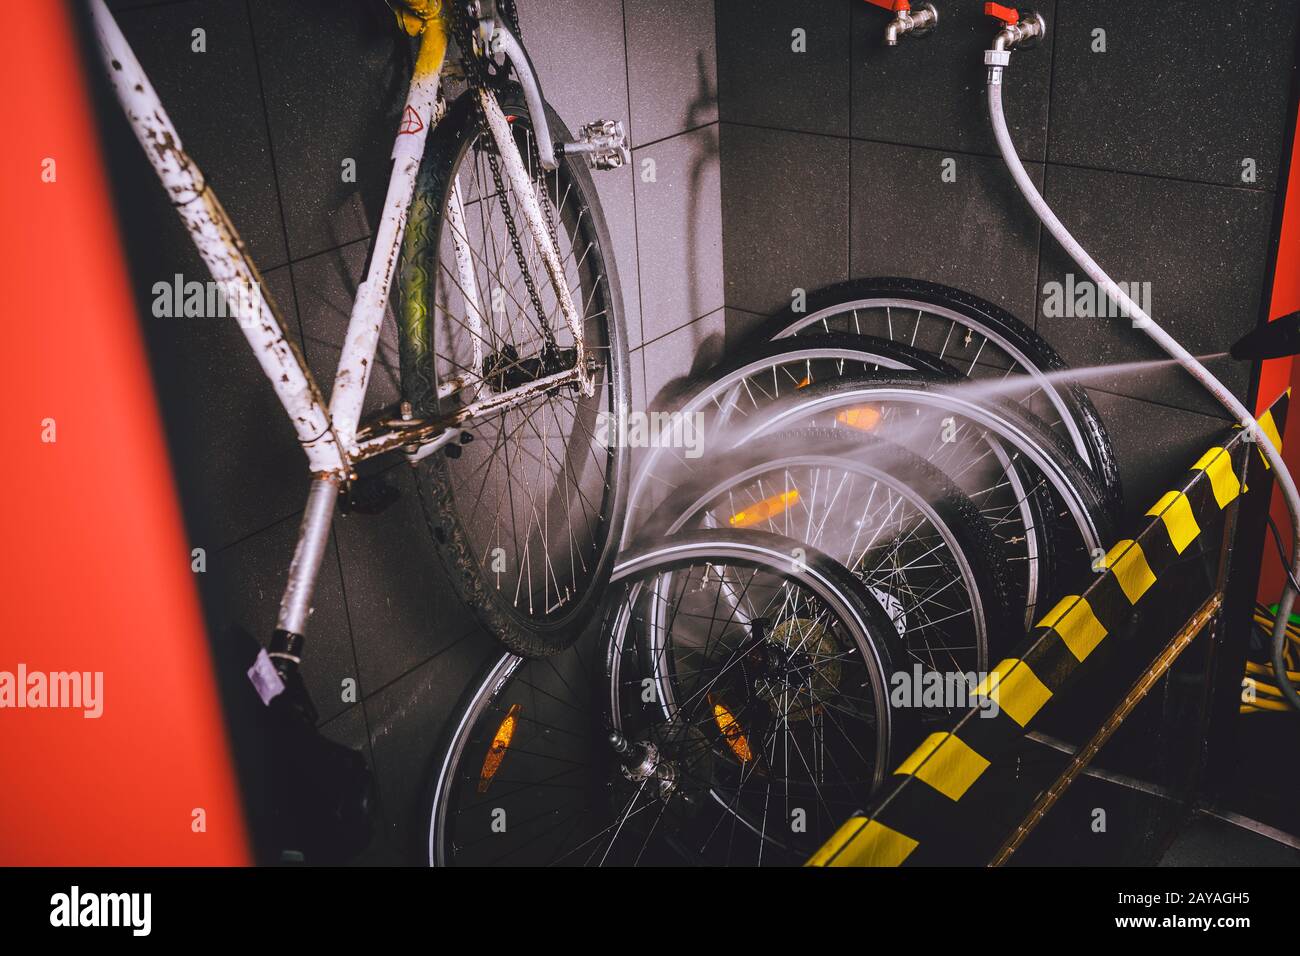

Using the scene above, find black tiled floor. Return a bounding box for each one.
[720,123,850,317]
[724,305,767,351]
[290,239,404,424]
[1211,712,1300,839]
[316,704,397,865]
[114,0,287,268]
[248,0,405,261]
[849,139,1045,322]
[1049,0,1300,191]
[634,124,724,341]
[629,343,647,412]
[292,239,398,358]
[331,466,477,693]
[716,0,852,138]
[625,0,718,147]
[363,637,498,862]
[143,265,309,548]
[210,514,358,724]
[1036,163,1274,416]
[1159,815,1300,867]
[850,0,1055,161]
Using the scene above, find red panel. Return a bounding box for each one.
[0,1,249,863]
[1257,85,1300,601]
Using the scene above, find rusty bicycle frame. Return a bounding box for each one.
[89,0,594,684]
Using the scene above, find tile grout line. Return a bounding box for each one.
[620,0,647,353]
[1084,383,1240,423]
[631,119,720,153]
[640,304,726,350]
[242,0,305,345]
[845,0,852,288]
[720,119,1283,196]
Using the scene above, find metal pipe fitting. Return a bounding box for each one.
[991,10,1045,51]
[884,3,938,46]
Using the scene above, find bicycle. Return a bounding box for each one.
[92,0,634,685]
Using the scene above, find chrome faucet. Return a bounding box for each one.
[984,2,1046,52]
[866,0,939,46]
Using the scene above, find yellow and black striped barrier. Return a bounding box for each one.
[808,392,1289,867]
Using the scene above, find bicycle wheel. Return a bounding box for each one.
[638,430,1016,681]
[426,529,911,866]
[627,333,1055,627]
[736,373,1115,593]
[399,84,630,656]
[758,277,1123,515]
[628,332,952,532]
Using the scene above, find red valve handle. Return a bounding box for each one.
[865,0,912,12]
[984,2,1020,24]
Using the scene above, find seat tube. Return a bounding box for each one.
[272,476,342,667]
[327,13,449,448]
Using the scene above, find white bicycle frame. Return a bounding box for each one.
[90,0,586,647]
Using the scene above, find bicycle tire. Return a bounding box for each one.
[629,331,984,535]
[399,84,631,657]
[426,528,916,866]
[637,429,1017,668]
[626,332,1058,628]
[758,277,1123,520]
[737,372,1115,579]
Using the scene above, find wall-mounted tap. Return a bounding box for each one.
[865,0,939,47]
[983,3,1046,53]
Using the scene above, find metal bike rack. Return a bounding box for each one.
[808,392,1290,867]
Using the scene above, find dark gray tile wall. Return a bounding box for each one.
[717,0,1299,523]
[720,123,849,316]
[108,0,718,864]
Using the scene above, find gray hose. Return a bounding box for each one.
[988,64,1300,711]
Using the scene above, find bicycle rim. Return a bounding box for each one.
[427,531,904,865]
[626,335,1051,626]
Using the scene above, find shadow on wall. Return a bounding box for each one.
[650,49,721,409]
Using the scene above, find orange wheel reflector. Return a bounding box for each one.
[477,702,521,794]
[709,694,754,763]
[796,375,811,389]
[836,405,882,431]
[729,489,799,528]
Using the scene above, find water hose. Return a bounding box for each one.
[986,47,1300,712]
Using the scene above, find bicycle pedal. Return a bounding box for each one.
[563,119,631,171]
[443,431,474,460]
[343,474,400,515]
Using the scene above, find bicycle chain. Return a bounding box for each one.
[502,0,565,276]
[452,3,560,361]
